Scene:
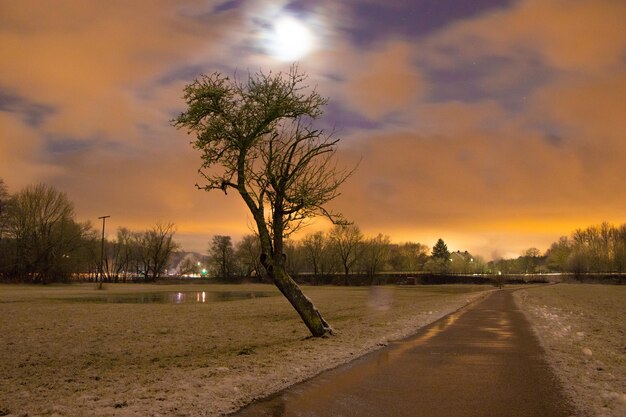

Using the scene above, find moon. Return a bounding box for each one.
[266,16,315,61]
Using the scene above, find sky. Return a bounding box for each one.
[1,0,625,260]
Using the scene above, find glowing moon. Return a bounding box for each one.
[266,16,315,61]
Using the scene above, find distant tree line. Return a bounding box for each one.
[0,179,178,283]
[3,178,623,284]
[202,224,626,282]
[200,228,489,283]
[99,222,179,282]
[490,222,626,275]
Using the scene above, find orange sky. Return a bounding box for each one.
[1,0,625,259]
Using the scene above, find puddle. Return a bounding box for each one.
[60,291,276,304]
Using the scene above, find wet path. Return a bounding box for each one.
[232,290,575,417]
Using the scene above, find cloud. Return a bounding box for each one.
[0,0,242,140]
[423,0,626,74]
[1,0,624,258]
[0,91,56,127]
[528,71,626,145]
[46,131,253,248]
[339,42,424,120]
[0,113,63,189]
[330,91,625,256]
[0,0,255,250]
[336,0,516,46]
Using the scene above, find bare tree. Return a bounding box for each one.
[566,222,626,274]
[284,239,306,278]
[301,231,337,283]
[360,233,391,282]
[520,247,542,274]
[208,235,235,279]
[3,183,89,282]
[136,223,179,281]
[174,67,352,336]
[108,227,136,282]
[329,224,364,284]
[545,237,572,272]
[0,179,10,275]
[614,225,626,273]
[235,234,263,280]
[388,242,429,272]
[0,178,9,241]
[302,231,325,276]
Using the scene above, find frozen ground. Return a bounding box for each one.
[0,283,490,417]
[514,284,626,417]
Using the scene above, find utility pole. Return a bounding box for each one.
[98,215,110,284]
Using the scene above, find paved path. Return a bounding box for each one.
[232,289,576,417]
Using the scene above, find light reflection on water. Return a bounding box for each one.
[63,291,276,304]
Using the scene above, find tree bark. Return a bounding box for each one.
[262,256,332,337]
[238,200,332,336]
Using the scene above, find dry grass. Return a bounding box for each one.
[0,283,490,417]
[514,284,626,417]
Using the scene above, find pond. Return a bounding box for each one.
[62,291,277,304]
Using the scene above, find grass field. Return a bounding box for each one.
[0,283,490,417]
[514,284,626,417]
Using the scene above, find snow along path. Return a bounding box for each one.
[514,284,626,417]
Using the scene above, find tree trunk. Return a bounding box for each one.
[266,260,332,337]
[237,185,332,337]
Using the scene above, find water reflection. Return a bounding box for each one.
[63,291,275,304]
[234,307,468,417]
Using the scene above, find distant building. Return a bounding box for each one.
[168,251,206,277]
[450,250,475,273]
[450,250,474,263]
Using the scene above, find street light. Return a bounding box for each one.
[98,215,110,284]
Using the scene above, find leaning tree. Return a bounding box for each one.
[173,66,351,337]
